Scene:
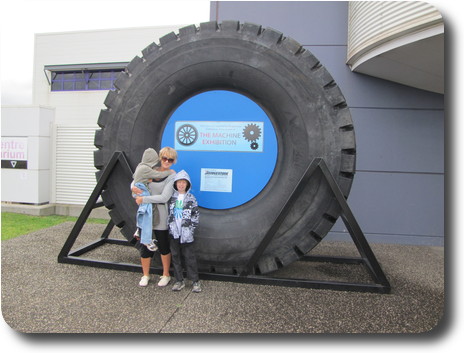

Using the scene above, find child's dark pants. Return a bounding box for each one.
[169,238,199,282]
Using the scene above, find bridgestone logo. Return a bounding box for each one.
[205,171,229,176]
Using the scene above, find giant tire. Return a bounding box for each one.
[94,21,356,275]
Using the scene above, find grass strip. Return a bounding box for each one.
[1,212,108,241]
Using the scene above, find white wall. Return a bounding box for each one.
[30,25,182,205]
[33,25,183,124]
[1,106,55,204]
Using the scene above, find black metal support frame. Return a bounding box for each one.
[57,151,138,271]
[58,153,391,294]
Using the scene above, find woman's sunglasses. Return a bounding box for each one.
[161,157,175,163]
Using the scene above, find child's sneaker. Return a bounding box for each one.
[192,281,202,293]
[146,239,158,252]
[172,281,185,291]
[133,228,140,240]
[138,275,150,287]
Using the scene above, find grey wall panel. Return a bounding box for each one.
[352,108,444,173]
[327,225,444,246]
[330,171,444,245]
[211,1,349,45]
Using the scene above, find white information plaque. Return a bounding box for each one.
[200,168,233,193]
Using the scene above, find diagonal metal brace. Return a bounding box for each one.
[57,151,133,262]
[241,157,391,292]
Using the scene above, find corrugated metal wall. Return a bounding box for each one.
[54,125,98,205]
[347,1,442,64]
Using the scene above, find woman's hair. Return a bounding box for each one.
[159,146,178,164]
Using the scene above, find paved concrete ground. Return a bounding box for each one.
[1,222,444,334]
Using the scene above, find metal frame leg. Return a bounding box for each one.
[238,157,391,293]
[57,151,142,272]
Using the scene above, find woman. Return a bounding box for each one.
[132,146,177,287]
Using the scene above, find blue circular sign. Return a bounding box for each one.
[161,90,278,209]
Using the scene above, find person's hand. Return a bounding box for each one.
[135,196,143,205]
[132,186,142,195]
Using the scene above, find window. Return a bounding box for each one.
[50,69,124,92]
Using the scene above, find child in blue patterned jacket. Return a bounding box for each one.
[167,170,201,293]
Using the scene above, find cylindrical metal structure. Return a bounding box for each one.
[347,1,443,68]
